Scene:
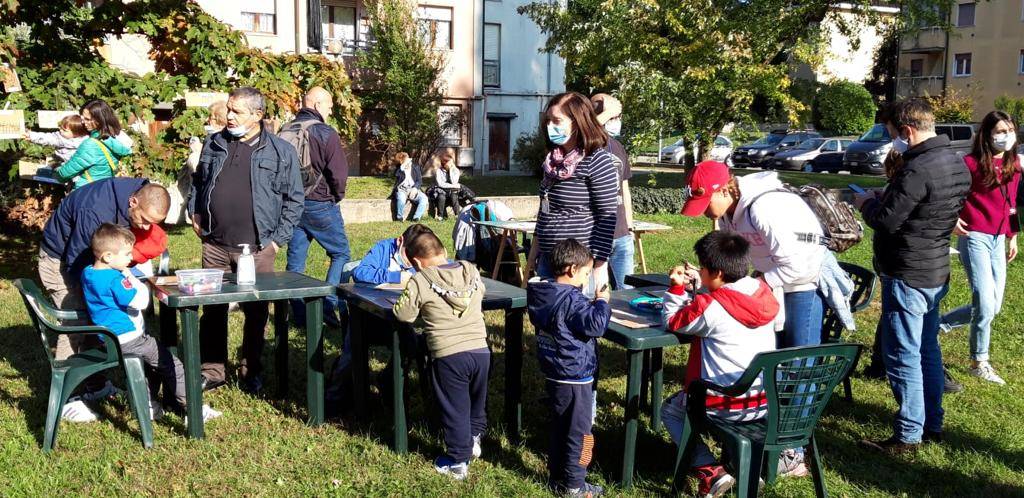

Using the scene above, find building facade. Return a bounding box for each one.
[791,3,899,85]
[896,0,1024,121]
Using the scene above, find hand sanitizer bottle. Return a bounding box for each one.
[237,244,256,285]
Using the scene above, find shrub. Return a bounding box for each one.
[512,130,548,177]
[813,81,876,135]
[630,186,683,214]
[995,95,1024,128]
[927,88,974,123]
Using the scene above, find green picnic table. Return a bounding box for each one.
[602,286,688,489]
[625,273,670,288]
[338,277,527,453]
[150,271,335,439]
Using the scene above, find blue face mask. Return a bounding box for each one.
[547,123,570,145]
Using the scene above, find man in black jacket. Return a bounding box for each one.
[853,99,970,454]
[281,87,351,328]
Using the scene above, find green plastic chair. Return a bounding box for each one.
[14,279,154,452]
[821,262,876,401]
[671,343,862,498]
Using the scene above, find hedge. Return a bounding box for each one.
[631,186,683,214]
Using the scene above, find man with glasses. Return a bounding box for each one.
[189,86,304,394]
[39,177,171,420]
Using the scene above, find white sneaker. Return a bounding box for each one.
[434,456,469,480]
[61,397,99,423]
[970,363,1006,385]
[185,404,223,426]
[80,380,124,403]
[777,448,809,478]
[149,400,165,421]
[471,434,482,460]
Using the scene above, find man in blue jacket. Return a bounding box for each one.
[189,86,304,393]
[39,177,170,360]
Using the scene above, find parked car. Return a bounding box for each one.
[732,130,788,167]
[843,123,976,175]
[659,138,688,164]
[772,138,853,171]
[709,135,734,163]
[659,135,734,165]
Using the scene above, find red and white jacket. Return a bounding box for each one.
[662,276,779,421]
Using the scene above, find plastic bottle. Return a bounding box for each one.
[237,244,256,285]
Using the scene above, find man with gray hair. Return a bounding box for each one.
[189,86,304,394]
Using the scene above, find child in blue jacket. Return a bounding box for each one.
[528,238,611,497]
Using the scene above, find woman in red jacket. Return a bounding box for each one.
[943,110,1021,385]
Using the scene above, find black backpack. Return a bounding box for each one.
[278,119,323,195]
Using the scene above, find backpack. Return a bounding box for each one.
[278,119,322,195]
[748,184,863,253]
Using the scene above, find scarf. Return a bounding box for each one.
[541,147,585,188]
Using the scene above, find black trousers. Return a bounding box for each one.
[545,380,595,490]
[437,188,461,218]
[432,348,490,462]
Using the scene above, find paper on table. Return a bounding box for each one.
[375,283,406,291]
[610,308,660,328]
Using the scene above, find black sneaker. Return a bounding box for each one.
[863,362,886,380]
[944,366,964,394]
[923,430,943,443]
[200,376,227,392]
[859,436,920,455]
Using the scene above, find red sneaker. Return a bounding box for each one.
[691,464,735,498]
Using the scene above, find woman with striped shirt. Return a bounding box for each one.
[534,92,619,288]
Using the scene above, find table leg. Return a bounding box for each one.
[305,297,324,426]
[522,235,540,288]
[505,309,524,443]
[491,231,508,280]
[639,350,651,410]
[350,305,369,421]
[651,348,664,432]
[635,234,648,274]
[507,230,525,283]
[274,300,289,398]
[392,326,407,454]
[179,307,204,439]
[159,301,178,355]
[621,349,643,488]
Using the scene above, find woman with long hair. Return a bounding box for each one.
[54,99,133,189]
[942,110,1021,385]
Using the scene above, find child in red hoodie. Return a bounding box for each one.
[660,230,779,498]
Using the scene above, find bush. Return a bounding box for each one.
[630,186,683,214]
[813,81,876,135]
[512,130,548,177]
[927,88,974,123]
[995,95,1024,129]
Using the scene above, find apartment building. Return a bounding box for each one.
[896,0,1024,121]
[791,3,899,85]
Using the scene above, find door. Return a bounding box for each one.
[488,118,511,172]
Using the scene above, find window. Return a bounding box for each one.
[418,6,452,49]
[952,125,973,141]
[1020,49,1024,74]
[822,140,840,152]
[957,3,975,27]
[241,0,277,34]
[483,23,501,87]
[322,1,357,54]
[439,105,462,146]
[954,53,972,76]
[910,59,924,77]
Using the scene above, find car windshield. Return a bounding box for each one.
[672,139,685,146]
[858,124,891,142]
[752,134,784,146]
[797,139,825,150]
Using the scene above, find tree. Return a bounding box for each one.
[519,1,952,158]
[864,23,899,105]
[813,81,876,135]
[357,0,457,173]
[995,95,1024,129]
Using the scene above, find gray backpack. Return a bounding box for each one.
[278,119,322,195]
[747,184,863,253]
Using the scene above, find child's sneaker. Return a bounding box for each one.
[777,448,809,478]
[184,404,223,426]
[60,396,99,423]
[471,434,482,460]
[692,464,735,498]
[433,456,468,480]
[970,363,1006,385]
[80,380,124,403]
[149,400,165,421]
[565,482,604,497]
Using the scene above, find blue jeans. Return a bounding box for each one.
[394,189,427,221]
[941,233,1006,362]
[608,234,635,290]
[779,289,824,348]
[286,199,351,324]
[879,276,948,443]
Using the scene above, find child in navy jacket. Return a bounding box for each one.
[528,238,611,497]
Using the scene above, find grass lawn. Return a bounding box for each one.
[2,214,1024,496]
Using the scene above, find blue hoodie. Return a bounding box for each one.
[527,281,612,383]
[352,238,415,285]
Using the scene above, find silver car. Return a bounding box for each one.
[772,138,852,171]
[659,136,733,164]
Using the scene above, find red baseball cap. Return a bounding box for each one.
[680,161,731,217]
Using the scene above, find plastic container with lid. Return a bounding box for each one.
[176,269,224,295]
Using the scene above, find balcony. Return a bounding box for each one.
[899,27,946,54]
[895,75,945,98]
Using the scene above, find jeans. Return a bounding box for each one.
[779,289,825,348]
[394,189,427,221]
[286,199,351,325]
[437,188,461,219]
[940,233,1006,362]
[608,234,635,290]
[879,276,948,443]
[661,390,717,469]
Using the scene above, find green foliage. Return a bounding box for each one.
[630,186,683,215]
[511,130,547,177]
[813,81,876,135]
[995,95,1024,129]
[357,0,452,171]
[927,88,974,123]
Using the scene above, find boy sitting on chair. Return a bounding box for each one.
[660,230,778,498]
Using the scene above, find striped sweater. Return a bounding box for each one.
[535,148,619,261]
[661,277,779,421]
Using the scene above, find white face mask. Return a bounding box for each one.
[605,119,622,137]
[992,132,1016,153]
[226,125,249,138]
[204,125,220,135]
[891,136,910,154]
